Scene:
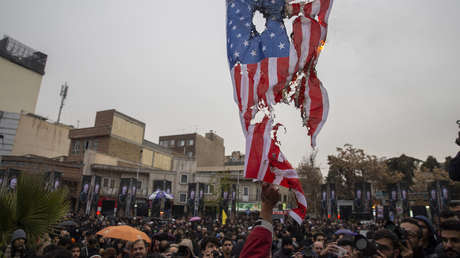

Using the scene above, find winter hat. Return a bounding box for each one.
[11,229,26,242]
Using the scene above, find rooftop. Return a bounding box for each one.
[0,36,47,75]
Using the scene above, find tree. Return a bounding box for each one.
[421,155,441,172]
[385,154,421,186]
[0,174,69,249]
[326,144,402,199]
[297,151,323,215]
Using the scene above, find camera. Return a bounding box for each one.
[353,235,389,257]
[384,221,409,247]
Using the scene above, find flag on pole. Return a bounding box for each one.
[222,209,228,225]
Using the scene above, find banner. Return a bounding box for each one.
[79,175,92,209]
[92,176,101,207]
[320,184,327,217]
[440,181,450,211]
[187,183,197,215]
[364,183,372,213]
[0,169,5,189]
[7,168,20,191]
[53,172,62,191]
[198,183,205,213]
[400,184,409,216]
[118,178,130,207]
[330,183,337,217]
[354,183,364,213]
[428,182,438,216]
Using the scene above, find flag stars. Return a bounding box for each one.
[237,33,242,38]
[270,32,276,38]
[245,22,250,27]
[262,46,267,52]
[278,42,285,49]
[232,25,237,30]
[236,9,240,14]
[229,20,233,25]
[231,2,235,8]
[234,51,240,57]
[250,50,257,56]
[240,17,245,21]
[243,40,249,47]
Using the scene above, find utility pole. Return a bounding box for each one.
[57,82,69,124]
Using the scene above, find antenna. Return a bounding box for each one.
[57,82,69,124]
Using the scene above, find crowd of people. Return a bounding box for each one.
[2,184,460,258]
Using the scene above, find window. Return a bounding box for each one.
[243,186,249,196]
[180,175,188,184]
[187,152,193,158]
[179,140,185,146]
[180,193,187,203]
[110,179,115,188]
[206,184,214,194]
[188,139,194,146]
[137,181,142,189]
[92,139,98,150]
[72,141,81,154]
[283,195,287,203]
[103,178,109,187]
[160,141,168,147]
[169,140,175,146]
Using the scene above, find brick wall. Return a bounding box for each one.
[108,137,142,163]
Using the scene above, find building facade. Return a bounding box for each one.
[0,36,47,114]
[159,131,225,167]
[68,110,196,217]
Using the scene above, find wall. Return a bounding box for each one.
[195,134,225,167]
[11,114,71,158]
[111,115,144,144]
[153,152,172,171]
[107,137,142,163]
[141,148,153,167]
[0,57,43,114]
[0,111,20,156]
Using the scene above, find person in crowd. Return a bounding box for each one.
[71,244,82,258]
[440,210,459,224]
[414,215,439,257]
[438,220,460,258]
[273,237,294,258]
[176,239,196,258]
[221,238,234,258]
[311,241,324,257]
[201,237,220,258]
[4,229,31,258]
[131,239,148,258]
[373,229,400,258]
[399,218,424,258]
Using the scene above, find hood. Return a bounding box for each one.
[11,229,26,243]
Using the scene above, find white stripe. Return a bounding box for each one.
[324,0,334,24]
[272,168,298,179]
[231,66,239,109]
[288,210,303,224]
[253,62,261,105]
[295,189,307,207]
[267,58,277,106]
[287,42,298,85]
[273,175,283,185]
[257,118,273,181]
[312,82,329,147]
[311,0,321,17]
[240,65,249,135]
[304,77,312,127]
[298,17,311,71]
[243,122,254,178]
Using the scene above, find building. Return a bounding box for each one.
[0,154,83,208]
[68,109,196,217]
[0,36,47,114]
[159,131,225,167]
[0,112,72,158]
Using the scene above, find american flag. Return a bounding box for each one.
[227,0,334,224]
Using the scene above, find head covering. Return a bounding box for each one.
[178,239,196,257]
[414,215,438,245]
[11,229,26,242]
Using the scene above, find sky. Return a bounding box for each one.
[1,0,459,174]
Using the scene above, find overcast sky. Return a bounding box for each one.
[1,0,459,173]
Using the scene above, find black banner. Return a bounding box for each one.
[187,183,196,215]
[400,184,409,216]
[330,183,337,218]
[428,182,438,216]
[320,184,327,217]
[354,182,364,213]
[80,175,92,209]
[92,176,101,207]
[53,172,62,191]
[198,183,205,213]
[440,181,450,210]
[0,169,6,189]
[119,178,130,207]
[7,168,20,191]
[364,182,372,213]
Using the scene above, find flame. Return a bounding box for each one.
[318,40,326,52]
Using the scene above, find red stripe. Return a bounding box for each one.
[303,2,313,17]
[245,118,269,179]
[307,73,324,136]
[274,57,289,103]
[319,0,331,25]
[306,19,322,71]
[292,17,303,73]
[234,65,242,112]
[292,3,301,16]
[258,59,269,105]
